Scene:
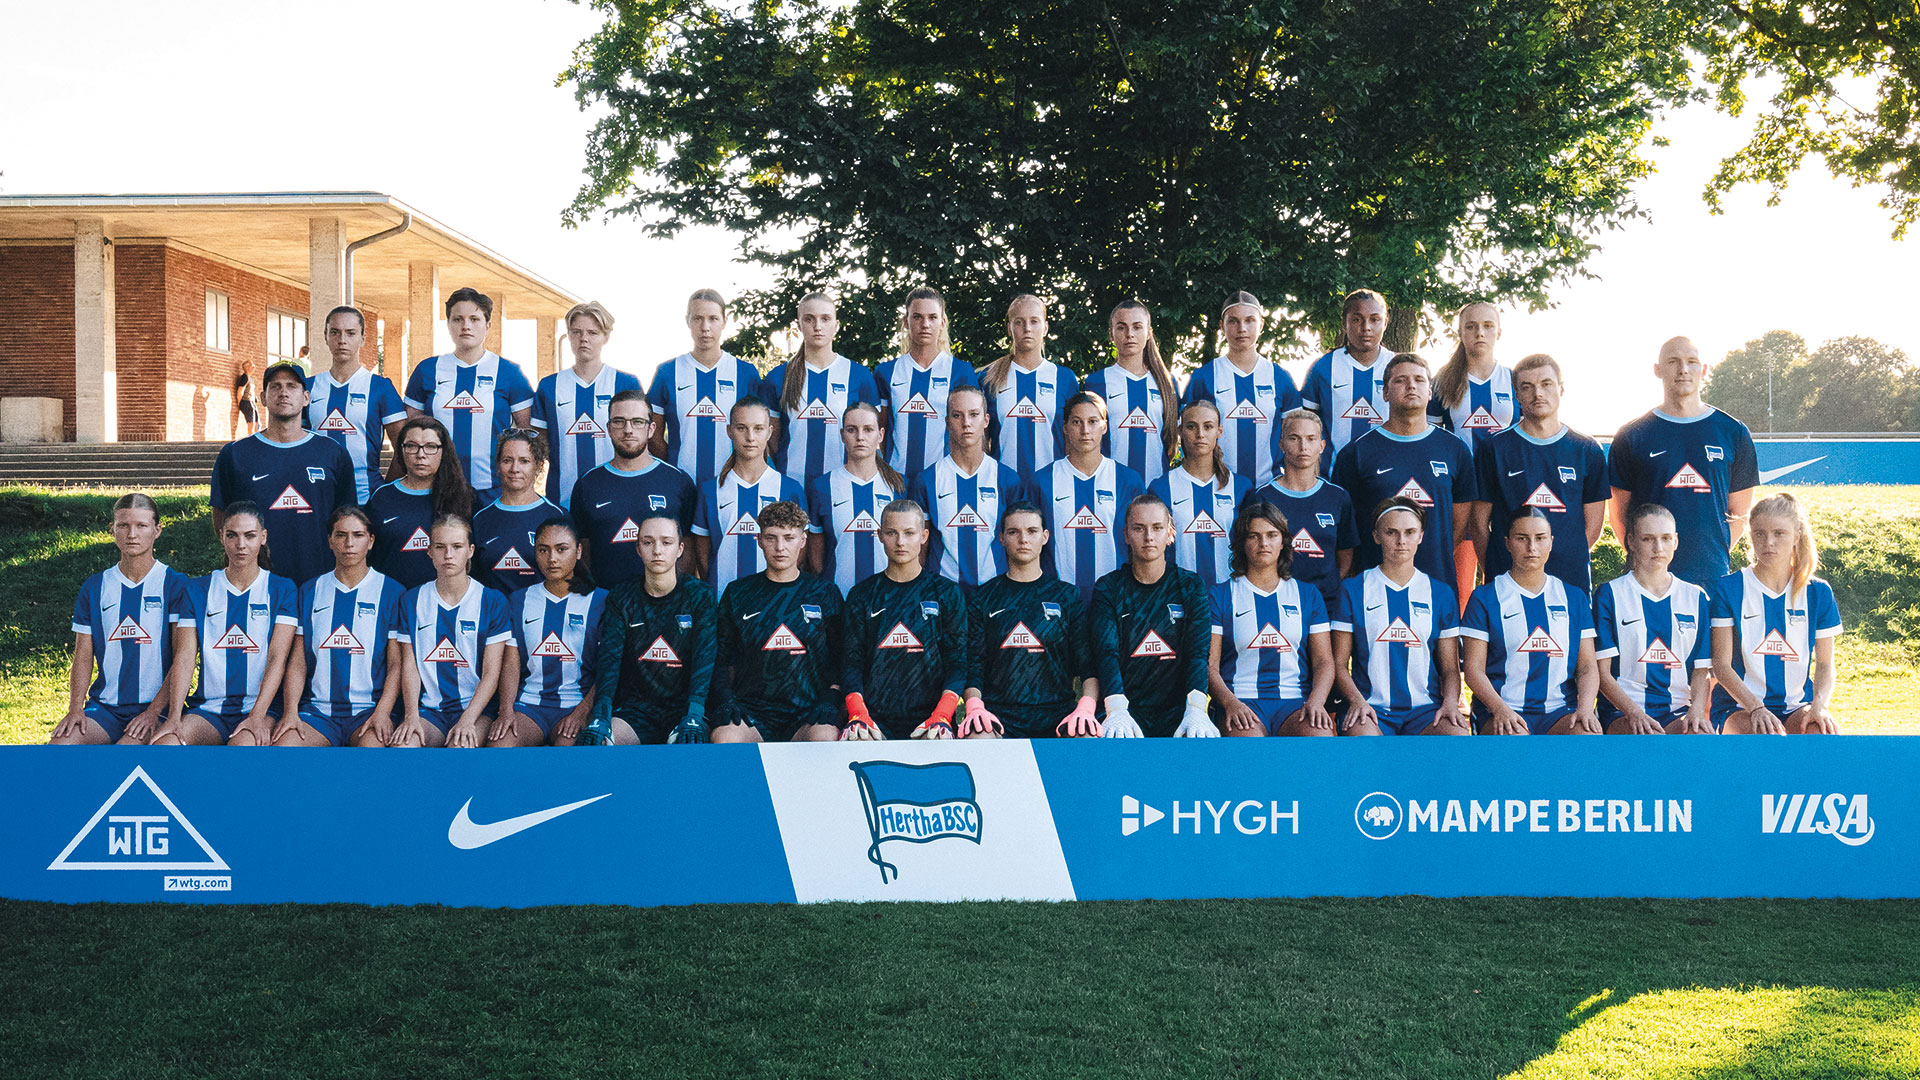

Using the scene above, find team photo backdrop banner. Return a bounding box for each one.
[0,739,1909,906]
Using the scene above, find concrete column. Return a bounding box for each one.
[536,314,559,379]
[72,218,117,443]
[484,294,505,356]
[407,261,437,380]
[308,217,345,339]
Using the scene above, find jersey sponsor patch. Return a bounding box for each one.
[492,547,531,572]
[210,625,259,653]
[1005,398,1048,421]
[1517,627,1566,656]
[318,626,365,654]
[878,622,923,650]
[763,623,806,653]
[897,393,938,416]
[1752,629,1801,660]
[269,486,313,513]
[843,509,880,533]
[947,505,989,530]
[443,390,486,412]
[725,512,761,536]
[1376,617,1422,646]
[1222,399,1266,422]
[1523,484,1568,511]
[796,400,838,422]
[530,632,576,661]
[1186,512,1226,537]
[611,518,640,543]
[1131,629,1175,658]
[563,413,606,437]
[1000,621,1045,653]
[1063,506,1108,533]
[640,636,681,664]
[401,527,431,552]
[317,409,357,433]
[1117,406,1157,430]
[106,615,153,645]
[1460,406,1501,431]
[1665,463,1712,492]
[1339,398,1382,422]
[1394,478,1435,506]
[1247,623,1294,651]
[423,637,470,667]
[1292,528,1326,556]
[685,397,727,420]
[1638,638,1684,670]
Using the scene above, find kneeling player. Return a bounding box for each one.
[588,514,718,743]
[1090,494,1214,737]
[712,500,846,742]
[963,503,1099,738]
[1593,503,1713,733]
[1460,509,1600,735]
[841,500,968,739]
[1711,493,1843,734]
[391,515,512,747]
[1331,498,1469,735]
[1207,501,1334,737]
[493,518,606,746]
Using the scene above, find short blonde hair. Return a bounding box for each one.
[565,301,615,336]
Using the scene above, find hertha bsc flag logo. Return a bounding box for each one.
[879,623,923,651]
[1000,622,1044,653]
[318,409,357,432]
[270,486,313,512]
[1131,630,1174,658]
[1523,484,1567,511]
[530,632,576,661]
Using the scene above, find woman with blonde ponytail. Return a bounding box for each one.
[1710,493,1842,734]
[1180,290,1302,487]
[1433,301,1514,452]
[982,294,1079,480]
[1084,299,1179,484]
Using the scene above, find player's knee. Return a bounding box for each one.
[1275,709,1322,737]
[147,731,184,746]
[710,722,759,744]
[794,724,841,742]
[1723,708,1758,735]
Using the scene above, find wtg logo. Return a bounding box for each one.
[849,760,981,884]
[48,767,230,889]
[1120,795,1299,836]
[1761,793,1875,846]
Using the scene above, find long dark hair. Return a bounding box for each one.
[392,415,473,519]
[534,516,597,595]
[1230,500,1294,580]
[217,499,274,572]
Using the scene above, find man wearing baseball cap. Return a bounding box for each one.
[210,360,355,584]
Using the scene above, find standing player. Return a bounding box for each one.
[569,390,698,589]
[648,289,764,489]
[1331,499,1468,736]
[1469,354,1608,593]
[1609,335,1759,586]
[1033,393,1147,606]
[1207,501,1335,737]
[1089,494,1215,738]
[981,294,1077,480]
[273,506,407,747]
[389,515,512,749]
[962,503,1100,739]
[806,402,906,594]
[1302,289,1397,469]
[472,429,560,595]
[910,385,1028,593]
[1460,510,1601,735]
[49,494,196,745]
[1181,291,1301,486]
[1331,354,1477,592]
[211,360,354,585]
[876,287,981,478]
[840,501,969,740]
[150,503,298,746]
[1433,301,1514,452]
[711,501,846,743]
[366,417,472,590]
[492,518,606,747]
[1149,400,1251,586]
[693,398,807,597]
[764,292,878,485]
[587,515,717,744]
[403,287,535,503]
[1711,494,1843,734]
[1086,299,1179,484]
[305,305,405,503]
[1250,409,1357,608]
[531,301,640,509]
[1593,503,1714,734]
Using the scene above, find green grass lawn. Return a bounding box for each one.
[1,897,1916,1078]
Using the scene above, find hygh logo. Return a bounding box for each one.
[1120,794,1299,836]
[850,760,981,883]
[48,767,230,891]
[1120,795,1165,835]
[1761,793,1875,846]
[1355,792,1403,840]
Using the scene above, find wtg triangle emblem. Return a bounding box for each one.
[49,766,229,871]
[1005,398,1048,421]
[1292,528,1325,555]
[564,412,606,437]
[1117,406,1156,430]
[318,409,357,432]
[1185,512,1226,537]
[1461,406,1501,431]
[796,400,837,421]
[844,510,881,533]
[1523,484,1567,511]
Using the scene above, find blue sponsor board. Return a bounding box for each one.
[1749,439,1920,486]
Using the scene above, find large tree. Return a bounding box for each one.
[1703,330,1809,431]
[1706,331,1915,432]
[562,0,1697,371]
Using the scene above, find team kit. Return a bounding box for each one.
[49,285,1843,748]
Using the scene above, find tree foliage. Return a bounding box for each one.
[1706,331,1918,432]
[561,0,1697,372]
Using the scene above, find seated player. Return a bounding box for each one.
[587,514,718,744]
[962,503,1100,739]
[693,397,806,597]
[472,428,561,595]
[711,500,846,742]
[151,502,298,746]
[492,518,606,747]
[51,493,196,745]
[390,515,512,748]
[1089,494,1215,737]
[1148,400,1251,586]
[367,416,474,590]
[840,500,968,740]
[1250,408,1357,609]
[1460,509,1601,735]
[1033,392,1146,607]
[1593,502,1713,734]
[1330,498,1469,735]
[275,506,407,747]
[1711,493,1843,734]
[806,401,905,594]
[1207,501,1335,737]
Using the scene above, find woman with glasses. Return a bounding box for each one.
[365,416,473,589]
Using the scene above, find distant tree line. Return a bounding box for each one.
[1705,331,1920,433]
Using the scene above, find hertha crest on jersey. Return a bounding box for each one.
[1063,506,1108,533]
[270,486,313,512]
[1186,512,1226,537]
[1131,629,1175,658]
[530,632,576,661]
[563,413,606,437]
[898,393,938,416]
[1006,398,1048,421]
[686,397,727,420]
[493,548,532,572]
[1247,623,1294,651]
[878,622,924,650]
[1340,398,1382,422]
[318,409,357,433]
[1752,629,1801,660]
[1222,399,1266,422]
[1293,528,1326,555]
[1395,478,1435,506]
[1376,618,1422,646]
[1517,627,1565,656]
[424,637,470,666]
[1523,484,1568,511]
[843,509,880,534]
[641,636,682,664]
[210,625,259,653]
[1666,463,1711,492]
[762,623,806,653]
[611,518,640,543]
[444,390,486,412]
[1117,407,1156,430]
[401,527,431,552]
[1000,622,1045,653]
[796,400,838,422]
[947,505,989,530]
[319,626,365,654]
[1638,638,1684,670]
[1461,406,1501,430]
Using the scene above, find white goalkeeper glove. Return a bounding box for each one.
[1100,694,1144,738]
[1172,690,1219,738]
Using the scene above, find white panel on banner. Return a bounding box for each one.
[759,741,1077,903]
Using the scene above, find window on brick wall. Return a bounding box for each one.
[205,289,231,352]
[267,310,307,367]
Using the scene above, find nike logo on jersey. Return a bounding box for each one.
[447,794,610,850]
[869,608,886,618]
[1508,469,1525,477]
[1648,450,1666,457]
[1375,467,1394,475]
[596,501,612,508]
[252,473,271,481]
[383,516,400,524]
[742,611,761,620]
[988,608,1009,618]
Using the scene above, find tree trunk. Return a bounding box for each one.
[1383,305,1422,354]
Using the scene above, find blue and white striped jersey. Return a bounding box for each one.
[295,569,406,718]
[531,364,642,508]
[187,569,298,716]
[1301,347,1394,469]
[1592,573,1711,721]
[1247,478,1359,609]
[1180,355,1302,487]
[988,360,1077,479]
[399,579,512,713]
[875,352,981,477]
[305,367,406,502]
[72,562,194,709]
[1149,467,1252,586]
[1210,575,1330,702]
[1331,568,1460,714]
[692,467,809,598]
[507,583,606,711]
[1084,364,1172,483]
[1461,573,1596,720]
[1438,365,1515,455]
[1034,457,1147,607]
[402,351,536,496]
[1709,568,1843,717]
[647,351,764,489]
[806,467,903,595]
[764,355,879,484]
[472,496,562,595]
[908,455,1028,590]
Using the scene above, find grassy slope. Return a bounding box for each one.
[3,485,1918,741]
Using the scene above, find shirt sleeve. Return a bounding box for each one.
[1474,439,1498,506]
[1571,589,1596,640]
[1813,581,1843,638]
[209,446,232,510]
[1443,583,1473,640]
[1090,580,1124,696]
[1687,589,1714,668]
[937,582,968,696]
[1710,575,1737,627]
[1730,423,1760,491]
[840,585,870,698]
[505,362,536,413]
[377,379,408,426]
[1207,580,1229,635]
[1334,488,1359,550]
[1606,423,1636,491]
[1592,584,1619,659]
[402,360,430,412]
[272,576,300,627]
[530,379,554,432]
[1303,586,1331,636]
[1451,440,1479,503]
[804,475,828,535]
[691,480,716,539]
[483,590,512,646]
[1178,573,1211,696]
[871,360,894,411]
[1179,365,1207,409]
[1329,442,1357,503]
[1329,578,1355,633]
[1301,355,1328,412]
[593,589,628,713]
[1581,440,1610,504]
[681,585,718,721]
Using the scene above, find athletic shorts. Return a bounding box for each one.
[1602,707,1693,733]
[1710,701,1806,731]
[720,700,842,742]
[1214,696,1306,735]
[1476,705,1574,736]
[983,701,1076,740]
[83,700,149,742]
[419,705,489,735]
[1136,707,1181,740]
[611,711,673,745]
[1359,704,1439,736]
[297,706,367,747]
[513,702,576,737]
[184,705,278,740]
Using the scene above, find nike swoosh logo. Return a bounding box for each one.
[1508,469,1525,477]
[523,616,540,624]
[834,500,850,507]
[1376,467,1395,474]
[1365,604,1383,612]
[1621,618,1640,625]
[596,501,612,508]
[743,611,761,620]
[1758,456,1826,483]
[383,516,400,524]
[252,473,271,481]
[447,794,611,850]
[1504,611,1522,618]
[312,605,330,613]
[418,623,434,631]
[988,608,1008,617]
[1648,450,1666,458]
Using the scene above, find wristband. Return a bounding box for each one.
[931,690,960,725]
[845,692,872,724]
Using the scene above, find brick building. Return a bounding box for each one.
[0,193,579,442]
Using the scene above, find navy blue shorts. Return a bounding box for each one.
[1476,705,1574,735]
[985,701,1076,739]
[296,707,365,747]
[720,700,842,741]
[184,705,278,740]
[513,702,576,737]
[1215,696,1306,734]
[83,701,148,742]
[1363,704,1439,736]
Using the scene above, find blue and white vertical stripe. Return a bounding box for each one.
[306,368,406,502]
[911,457,1022,589]
[694,468,809,597]
[190,570,298,715]
[768,355,878,484]
[1181,356,1300,487]
[1210,576,1330,701]
[807,468,901,595]
[1084,365,1170,484]
[402,580,511,712]
[1332,568,1459,713]
[878,352,979,477]
[1441,365,1515,454]
[1302,348,1391,468]
[990,360,1076,478]
[507,585,606,710]
[1150,469,1251,585]
[1461,573,1595,717]
[533,365,641,508]
[648,352,763,489]
[1709,568,1843,716]
[72,562,192,709]
[297,570,404,718]
[402,351,536,495]
[1035,457,1143,605]
[1592,574,1711,720]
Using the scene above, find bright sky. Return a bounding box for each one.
[4,1,1913,434]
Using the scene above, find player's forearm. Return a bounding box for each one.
[1595,667,1638,717]
[67,635,92,714]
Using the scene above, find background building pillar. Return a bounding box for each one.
[537,314,559,379]
[72,218,116,443]
[308,217,345,340]
[485,295,505,356]
[408,261,437,379]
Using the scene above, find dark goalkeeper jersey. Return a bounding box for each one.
[715,571,844,721]
[594,575,718,727]
[1090,563,1211,736]
[967,572,1089,713]
[842,568,968,733]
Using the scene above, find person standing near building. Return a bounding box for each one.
[1085,300,1179,485]
[569,391,698,590]
[876,287,980,479]
[1469,354,1608,594]
[1302,289,1397,469]
[234,358,257,438]
[306,306,406,504]
[981,294,1077,481]
[532,301,640,510]
[648,289,764,489]
[764,292,878,486]
[403,287,536,504]
[1181,291,1301,487]
[211,360,354,585]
